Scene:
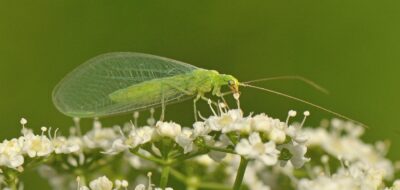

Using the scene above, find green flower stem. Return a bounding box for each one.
[77,174,87,187]
[232,156,249,190]
[159,140,172,190]
[4,171,18,190]
[174,150,209,163]
[8,182,17,190]
[131,148,174,189]
[159,164,171,189]
[169,168,186,181]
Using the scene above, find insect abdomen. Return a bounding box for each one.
[108,74,193,104]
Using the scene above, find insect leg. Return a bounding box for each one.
[160,83,166,121]
[199,96,219,107]
[218,93,230,110]
[193,95,201,121]
[219,91,234,96]
[162,82,198,120]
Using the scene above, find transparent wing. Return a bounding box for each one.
[52,52,198,118]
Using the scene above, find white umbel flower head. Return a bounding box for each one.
[297,161,385,190]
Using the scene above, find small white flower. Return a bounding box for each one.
[105,126,155,155]
[52,136,80,154]
[235,132,280,165]
[79,186,90,190]
[175,128,194,154]
[104,139,130,155]
[23,134,53,157]
[155,121,181,138]
[251,114,273,133]
[115,179,122,188]
[20,118,27,125]
[134,184,146,190]
[269,128,286,144]
[0,138,24,168]
[133,172,174,190]
[83,126,118,150]
[278,141,309,168]
[121,180,128,188]
[89,176,113,190]
[208,134,232,162]
[192,122,211,137]
[206,109,242,132]
[129,126,154,146]
[286,125,308,144]
[222,117,252,134]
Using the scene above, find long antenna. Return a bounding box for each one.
[240,83,368,128]
[242,75,329,94]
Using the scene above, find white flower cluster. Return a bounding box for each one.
[298,161,400,190]
[0,123,64,169]
[303,118,395,180]
[188,118,400,190]
[105,109,310,169]
[0,119,122,170]
[1,110,398,190]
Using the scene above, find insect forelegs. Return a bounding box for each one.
[216,92,231,110]
[193,94,219,121]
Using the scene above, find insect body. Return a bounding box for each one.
[52,52,238,119]
[109,69,237,103]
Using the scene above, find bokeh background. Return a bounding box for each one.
[1,1,399,189]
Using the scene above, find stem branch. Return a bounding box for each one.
[132,151,166,165]
[205,145,236,154]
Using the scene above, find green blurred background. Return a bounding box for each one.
[1,0,399,189]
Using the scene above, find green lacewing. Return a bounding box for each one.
[52,52,366,126]
[52,52,238,119]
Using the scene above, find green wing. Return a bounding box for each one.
[52,52,198,118]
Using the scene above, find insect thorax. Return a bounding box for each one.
[191,69,238,95]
